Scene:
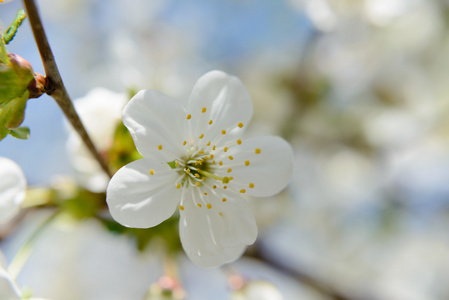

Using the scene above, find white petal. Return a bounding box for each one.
[179,187,257,267]
[186,71,253,147]
[106,158,182,228]
[216,136,293,197]
[123,90,187,162]
[0,158,26,224]
[0,267,21,300]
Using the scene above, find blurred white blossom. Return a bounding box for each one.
[66,88,127,192]
[0,157,26,224]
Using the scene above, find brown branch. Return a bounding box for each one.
[23,0,112,179]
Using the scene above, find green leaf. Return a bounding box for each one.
[0,91,30,141]
[3,10,26,45]
[9,126,29,139]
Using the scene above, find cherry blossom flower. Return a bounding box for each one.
[0,157,26,224]
[106,71,293,267]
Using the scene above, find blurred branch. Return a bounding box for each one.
[246,245,377,300]
[22,0,112,179]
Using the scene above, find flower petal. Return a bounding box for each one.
[179,187,257,267]
[123,90,187,162]
[106,158,181,228]
[216,136,293,197]
[0,157,26,224]
[0,267,21,300]
[186,71,253,148]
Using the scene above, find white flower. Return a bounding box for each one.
[231,281,283,300]
[106,71,293,267]
[67,88,127,192]
[0,157,26,224]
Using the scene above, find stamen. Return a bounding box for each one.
[222,198,227,202]
[213,145,216,150]
[228,156,234,160]
[219,161,223,166]
[204,192,208,196]
[177,184,181,189]
[221,130,226,135]
[238,122,244,128]
[199,133,204,139]
[255,148,261,154]
[186,114,191,120]
[158,145,163,150]
[249,183,254,188]
[207,203,212,209]
[196,182,201,187]
[229,176,234,180]
[209,120,213,125]
[213,185,217,189]
[207,141,211,146]
[240,189,246,193]
[179,205,184,210]
[183,141,187,146]
[227,168,232,173]
[197,203,202,208]
[224,147,228,152]
[202,107,207,113]
[223,185,228,189]
[149,169,155,175]
[237,139,242,145]
[245,160,250,166]
[219,212,223,216]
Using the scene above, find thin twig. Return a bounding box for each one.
[23,0,112,178]
[245,245,377,300]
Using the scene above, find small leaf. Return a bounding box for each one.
[9,126,29,139]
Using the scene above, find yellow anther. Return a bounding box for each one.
[255,148,261,154]
[198,150,205,154]
[175,161,179,167]
[202,177,206,180]
[224,147,228,152]
[238,122,243,128]
[219,212,223,216]
[212,161,216,164]
[237,139,242,145]
[158,145,163,150]
[186,169,191,174]
[199,133,204,139]
[249,183,255,188]
[240,189,246,193]
[179,205,184,210]
[207,203,212,209]
[205,156,209,160]
[209,120,213,125]
[230,176,234,180]
[196,182,201,187]
[223,185,228,189]
[227,168,232,173]
[207,141,211,146]
[183,140,187,146]
[228,156,234,160]
[149,169,155,175]
[202,107,207,113]
[245,160,250,166]
[204,192,208,196]
[213,185,217,189]
[221,130,226,135]
[222,198,227,202]
[195,174,200,178]
[219,161,223,166]
[212,145,216,150]
[222,177,230,184]
[186,114,192,120]
[210,154,214,159]
[197,203,202,208]
[176,184,181,189]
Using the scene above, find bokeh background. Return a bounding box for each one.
[1,0,449,299]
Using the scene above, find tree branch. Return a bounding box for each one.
[23,0,112,179]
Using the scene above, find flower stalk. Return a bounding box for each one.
[23,0,112,178]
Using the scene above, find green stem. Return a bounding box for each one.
[7,209,59,279]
